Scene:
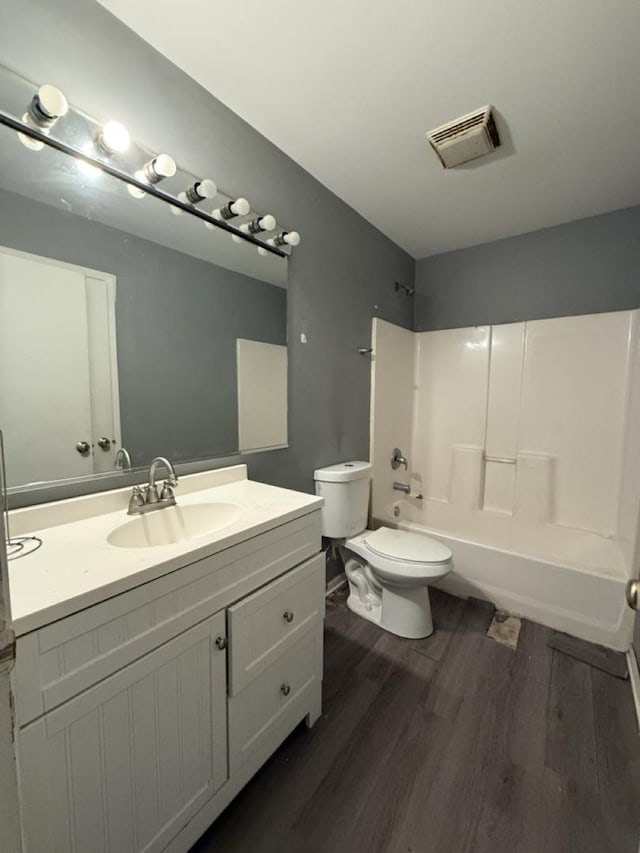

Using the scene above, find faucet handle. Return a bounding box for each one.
[391,448,408,470]
[160,480,177,502]
[127,486,146,514]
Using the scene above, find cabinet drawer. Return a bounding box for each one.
[229,623,323,779]
[15,510,321,726]
[228,552,325,695]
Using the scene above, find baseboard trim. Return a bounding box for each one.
[626,648,640,734]
[325,573,347,598]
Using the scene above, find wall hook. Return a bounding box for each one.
[358,347,374,355]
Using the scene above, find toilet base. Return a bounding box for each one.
[345,573,434,639]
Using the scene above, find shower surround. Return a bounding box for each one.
[370,312,640,649]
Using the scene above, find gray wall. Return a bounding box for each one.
[0,0,414,514]
[0,187,286,468]
[415,205,640,331]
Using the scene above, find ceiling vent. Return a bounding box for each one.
[426,105,500,169]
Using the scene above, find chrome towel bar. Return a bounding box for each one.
[483,454,517,465]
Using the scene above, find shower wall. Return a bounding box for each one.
[370,311,640,648]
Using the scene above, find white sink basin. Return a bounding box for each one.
[107,502,242,549]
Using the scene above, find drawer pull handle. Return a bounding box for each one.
[280,683,291,697]
[215,636,228,651]
[283,610,294,623]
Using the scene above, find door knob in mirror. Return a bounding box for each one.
[76,441,90,454]
[97,437,112,450]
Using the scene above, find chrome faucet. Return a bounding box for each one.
[127,456,178,515]
[114,447,132,470]
[393,481,411,494]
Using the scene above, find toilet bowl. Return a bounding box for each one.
[343,527,452,638]
[314,460,453,639]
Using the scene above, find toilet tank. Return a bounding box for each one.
[313,461,372,538]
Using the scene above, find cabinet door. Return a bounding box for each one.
[17,613,228,853]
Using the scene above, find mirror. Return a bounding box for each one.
[0,115,289,493]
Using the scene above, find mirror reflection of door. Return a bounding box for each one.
[0,247,120,488]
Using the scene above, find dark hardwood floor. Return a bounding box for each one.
[192,588,640,853]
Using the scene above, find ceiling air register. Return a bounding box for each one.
[426,105,500,168]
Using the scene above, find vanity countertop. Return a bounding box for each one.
[7,465,323,636]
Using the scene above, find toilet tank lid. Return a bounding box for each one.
[313,461,372,483]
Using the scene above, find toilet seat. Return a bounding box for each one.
[364,527,451,565]
[345,527,453,584]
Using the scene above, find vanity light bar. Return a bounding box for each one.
[3,68,300,256]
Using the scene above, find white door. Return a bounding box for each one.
[0,249,119,487]
[17,612,228,853]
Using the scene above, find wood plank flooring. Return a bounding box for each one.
[192,588,640,853]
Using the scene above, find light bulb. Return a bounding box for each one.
[187,178,217,202]
[259,214,277,232]
[127,170,148,199]
[17,124,45,151]
[128,155,176,199]
[143,153,176,182]
[171,178,218,216]
[273,230,301,247]
[258,230,301,255]
[235,214,278,244]
[75,154,101,178]
[257,238,276,257]
[97,121,130,154]
[248,214,277,234]
[35,84,69,122]
[231,223,251,244]
[212,197,251,221]
[17,83,68,151]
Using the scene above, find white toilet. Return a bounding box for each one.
[314,461,453,639]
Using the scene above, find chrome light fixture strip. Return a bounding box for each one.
[0,110,287,258]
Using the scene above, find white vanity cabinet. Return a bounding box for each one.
[17,612,228,853]
[12,509,324,853]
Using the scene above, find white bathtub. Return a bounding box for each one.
[397,521,633,651]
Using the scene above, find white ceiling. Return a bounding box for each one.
[98,0,640,259]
